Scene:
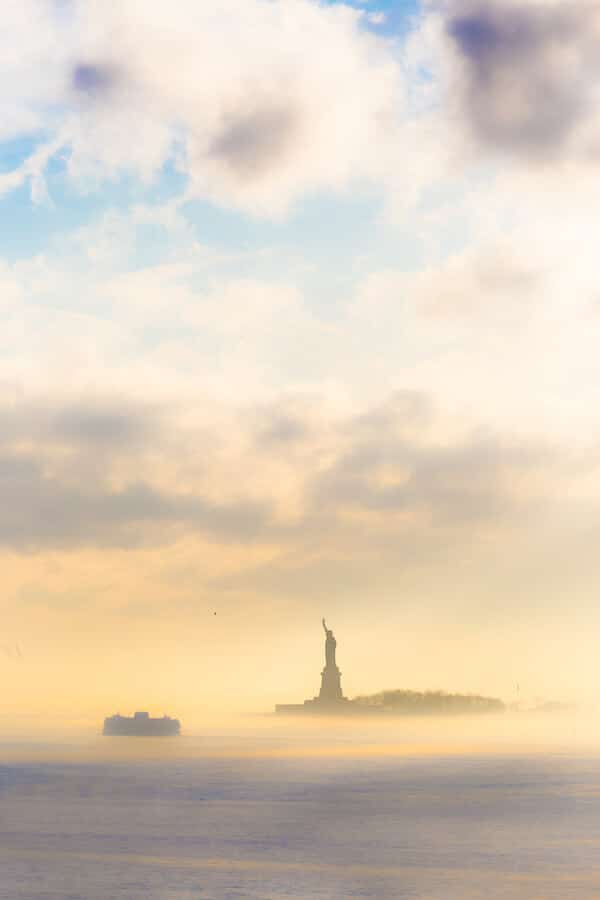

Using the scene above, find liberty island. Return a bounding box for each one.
[275,620,504,716]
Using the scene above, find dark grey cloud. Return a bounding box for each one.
[0,450,270,550]
[310,394,554,525]
[207,399,563,607]
[0,391,562,554]
[49,403,151,446]
[349,391,433,438]
[209,103,300,180]
[0,396,270,550]
[72,62,119,97]
[0,398,154,449]
[257,412,309,445]
[446,1,600,156]
[247,392,558,535]
[252,401,314,447]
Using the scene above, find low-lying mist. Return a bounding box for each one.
[1,707,597,765]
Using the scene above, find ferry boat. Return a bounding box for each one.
[103,711,180,736]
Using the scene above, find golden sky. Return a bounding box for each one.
[2,0,600,732]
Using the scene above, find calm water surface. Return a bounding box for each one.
[1,737,598,898]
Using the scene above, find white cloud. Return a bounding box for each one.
[0,1,70,140]
[1,0,406,215]
[4,197,600,450]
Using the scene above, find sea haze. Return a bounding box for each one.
[1,734,599,898]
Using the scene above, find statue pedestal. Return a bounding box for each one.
[318,664,345,703]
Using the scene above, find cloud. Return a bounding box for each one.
[71,63,119,97]
[0,397,155,449]
[0,1,69,141]
[445,0,600,159]
[0,389,563,554]
[208,103,301,182]
[253,407,312,448]
[206,393,568,608]
[359,240,544,323]
[1,0,404,215]
[0,450,271,550]
[50,403,150,447]
[5,204,600,446]
[310,399,552,524]
[0,394,274,549]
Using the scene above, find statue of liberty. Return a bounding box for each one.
[274,618,348,713]
[318,619,345,703]
[322,618,337,668]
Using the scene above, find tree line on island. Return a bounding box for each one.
[352,689,505,715]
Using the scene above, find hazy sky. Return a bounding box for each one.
[2,0,600,728]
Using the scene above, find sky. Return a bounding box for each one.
[3,0,600,730]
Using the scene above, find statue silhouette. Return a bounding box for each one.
[322,618,337,668]
[318,618,344,703]
[274,618,348,713]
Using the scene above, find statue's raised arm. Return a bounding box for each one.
[322,618,328,634]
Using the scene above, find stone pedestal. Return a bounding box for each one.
[319,664,344,702]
